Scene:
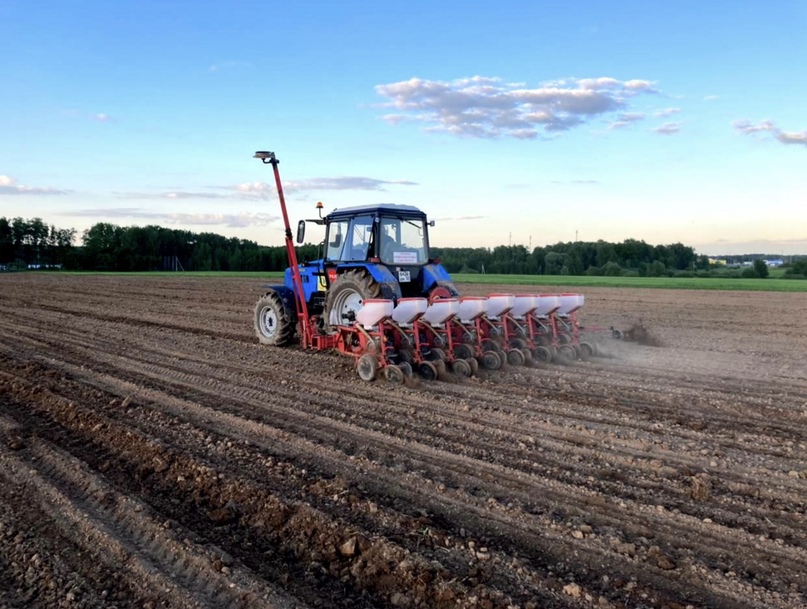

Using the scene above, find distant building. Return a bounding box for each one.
[708,258,727,266]
[764,259,784,267]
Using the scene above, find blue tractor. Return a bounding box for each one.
[253,199,459,346]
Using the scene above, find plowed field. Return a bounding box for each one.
[1,274,805,609]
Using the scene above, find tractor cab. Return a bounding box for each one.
[292,203,458,327]
[323,204,428,266]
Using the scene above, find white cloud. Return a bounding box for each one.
[654,107,681,117]
[734,119,807,147]
[775,130,807,146]
[65,208,278,228]
[117,176,418,202]
[93,113,112,122]
[375,75,659,138]
[0,175,70,195]
[608,112,645,130]
[285,177,418,191]
[733,119,776,134]
[118,191,229,200]
[652,122,681,135]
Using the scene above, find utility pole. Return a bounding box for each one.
[575,229,578,242]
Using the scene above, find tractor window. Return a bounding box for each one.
[326,215,374,261]
[326,220,348,261]
[346,215,373,261]
[379,217,427,265]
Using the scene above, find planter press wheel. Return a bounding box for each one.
[384,364,405,385]
[429,347,447,361]
[356,353,378,382]
[453,343,474,360]
[532,346,552,363]
[506,349,526,367]
[451,358,472,378]
[578,342,595,360]
[557,345,577,362]
[480,350,502,370]
[467,357,479,375]
[509,337,528,350]
[418,360,439,381]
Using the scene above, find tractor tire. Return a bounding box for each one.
[323,269,381,333]
[254,290,295,346]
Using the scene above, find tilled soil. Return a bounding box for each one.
[0,274,805,609]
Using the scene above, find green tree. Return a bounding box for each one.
[753,259,769,278]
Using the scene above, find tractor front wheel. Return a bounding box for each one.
[254,290,295,346]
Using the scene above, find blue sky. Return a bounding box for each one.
[2,1,806,255]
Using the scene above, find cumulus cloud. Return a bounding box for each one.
[652,122,681,135]
[375,75,659,138]
[65,208,278,228]
[733,119,807,147]
[0,175,71,196]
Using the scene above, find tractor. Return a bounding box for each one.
[252,152,458,350]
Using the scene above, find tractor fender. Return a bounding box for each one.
[422,263,459,296]
[338,263,402,300]
[260,284,298,320]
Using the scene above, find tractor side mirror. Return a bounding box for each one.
[296,220,306,244]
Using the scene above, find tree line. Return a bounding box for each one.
[1,217,804,278]
[431,239,709,277]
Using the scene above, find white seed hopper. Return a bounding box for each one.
[355,298,394,328]
[422,298,459,325]
[556,293,585,315]
[485,293,515,319]
[510,294,540,319]
[534,294,561,316]
[392,297,428,325]
[458,296,487,323]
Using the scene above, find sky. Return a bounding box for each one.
[1,1,806,256]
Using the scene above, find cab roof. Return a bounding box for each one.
[326,203,426,222]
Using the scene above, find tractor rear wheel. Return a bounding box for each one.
[324,269,381,333]
[254,290,295,346]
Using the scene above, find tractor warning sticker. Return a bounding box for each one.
[393,251,418,264]
[398,270,411,282]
